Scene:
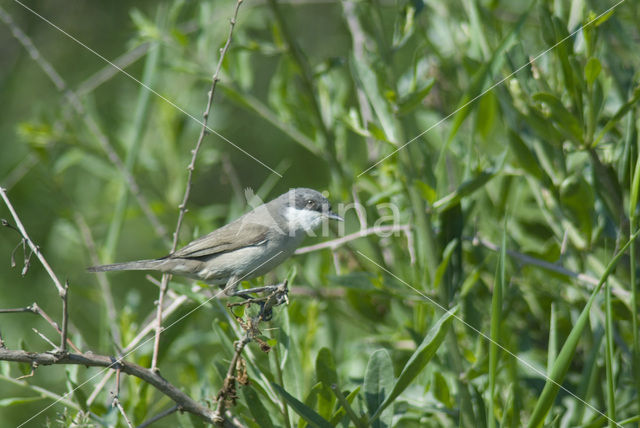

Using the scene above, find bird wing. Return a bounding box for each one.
[169,220,270,260]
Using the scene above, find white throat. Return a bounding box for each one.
[284,206,323,233]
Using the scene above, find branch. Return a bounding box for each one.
[59,282,69,353]
[0,349,216,424]
[473,236,631,302]
[295,224,412,254]
[0,303,81,353]
[151,0,245,372]
[136,405,180,428]
[213,281,289,425]
[75,213,122,348]
[1,188,65,294]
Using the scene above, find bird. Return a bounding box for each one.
[88,188,343,296]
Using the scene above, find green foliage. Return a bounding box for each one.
[2,0,640,426]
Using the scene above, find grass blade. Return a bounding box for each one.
[527,230,640,427]
[488,228,506,428]
[272,383,333,428]
[372,307,456,420]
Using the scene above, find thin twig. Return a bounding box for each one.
[85,291,189,405]
[151,0,245,372]
[214,282,288,425]
[136,405,180,428]
[2,154,38,190]
[295,224,412,254]
[0,303,82,353]
[0,188,65,294]
[60,282,69,353]
[473,236,631,302]
[32,328,57,349]
[75,213,122,348]
[16,362,37,380]
[0,348,216,423]
[76,43,151,96]
[113,396,134,428]
[0,8,167,240]
[111,367,135,428]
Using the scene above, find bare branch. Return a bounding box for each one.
[60,282,69,353]
[0,303,82,353]
[214,281,288,425]
[136,405,180,428]
[295,224,412,254]
[75,213,122,348]
[473,236,631,302]
[151,0,246,372]
[113,396,134,428]
[0,188,65,294]
[32,328,57,349]
[0,348,216,423]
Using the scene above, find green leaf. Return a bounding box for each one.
[532,93,583,144]
[559,175,594,242]
[433,170,498,211]
[414,179,437,204]
[316,347,338,388]
[242,386,275,428]
[272,383,333,428]
[488,227,506,428]
[433,240,458,289]
[594,86,640,146]
[350,54,401,143]
[528,230,640,427]
[433,371,453,408]
[221,84,321,156]
[584,57,601,87]
[447,3,533,143]
[364,349,394,425]
[0,397,44,407]
[372,308,457,419]
[507,131,551,186]
[329,387,361,426]
[395,78,435,116]
[476,91,498,139]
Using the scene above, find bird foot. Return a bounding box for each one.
[227,282,289,321]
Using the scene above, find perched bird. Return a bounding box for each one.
[88,188,343,295]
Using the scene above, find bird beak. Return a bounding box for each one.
[327,210,344,222]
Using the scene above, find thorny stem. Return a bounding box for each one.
[151,0,245,372]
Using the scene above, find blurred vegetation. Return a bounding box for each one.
[1,0,640,426]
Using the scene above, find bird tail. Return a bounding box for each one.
[87,259,164,273]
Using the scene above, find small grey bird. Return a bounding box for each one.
[88,188,343,295]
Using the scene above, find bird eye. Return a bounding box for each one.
[306,199,315,208]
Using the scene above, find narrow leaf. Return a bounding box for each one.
[364,349,394,427]
[272,383,333,428]
[432,170,497,211]
[373,308,457,419]
[528,230,640,427]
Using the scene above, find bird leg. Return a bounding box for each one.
[230,284,280,296]
[226,281,289,321]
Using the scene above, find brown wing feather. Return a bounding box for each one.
[170,219,269,260]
